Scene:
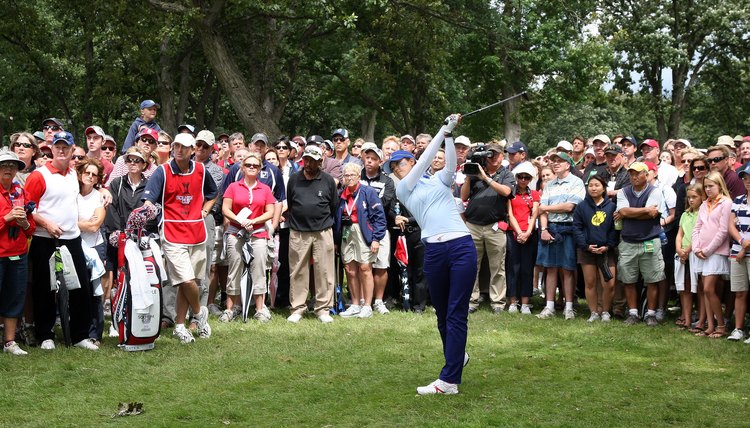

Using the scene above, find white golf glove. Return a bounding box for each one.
[443,114,461,133]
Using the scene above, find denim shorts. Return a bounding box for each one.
[536,233,576,271]
[0,254,28,318]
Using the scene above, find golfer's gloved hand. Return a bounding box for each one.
[443,114,461,133]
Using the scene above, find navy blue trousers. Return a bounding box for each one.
[423,234,477,384]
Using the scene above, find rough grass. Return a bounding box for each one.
[2,306,750,427]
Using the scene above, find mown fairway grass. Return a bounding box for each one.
[2,306,750,427]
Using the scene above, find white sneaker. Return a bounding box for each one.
[208,303,223,317]
[40,339,56,350]
[253,306,272,323]
[357,306,373,318]
[74,338,99,351]
[339,305,361,318]
[195,306,212,339]
[728,328,745,341]
[318,314,334,323]
[564,308,576,320]
[173,325,195,344]
[537,307,556,319]
[587,313,601,323]
[600,312,612,322]
[520,304,532,315]
[3,341,27,356]
[507,304,519,314]
[109,324,119,337]
[417,379,459,395]
[373,301,390,315]
[463,352,470,367]
[655,309,666,322]
[744,336,750,345]
[287,313,303,323]
[219,309,235,323]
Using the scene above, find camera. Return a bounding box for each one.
[341,214,353,227]
[463,144,493,175]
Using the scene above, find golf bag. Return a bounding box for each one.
[112,231,164,351]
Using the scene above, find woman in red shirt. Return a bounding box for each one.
[222,153,276,322]
[0,151,35,355]
[507,163,540,314]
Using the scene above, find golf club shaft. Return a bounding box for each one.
[462,91,528,119]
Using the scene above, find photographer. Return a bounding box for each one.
[461,142,516,313]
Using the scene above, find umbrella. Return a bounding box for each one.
[394,235,410,311]
[53,245,72,347]
[333,256,345,315]
[238,230,254,322]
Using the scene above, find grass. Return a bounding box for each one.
[2,303,750,427]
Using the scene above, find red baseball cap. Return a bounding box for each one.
[639,139,659,149]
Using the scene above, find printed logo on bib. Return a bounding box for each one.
[176,182,193,214]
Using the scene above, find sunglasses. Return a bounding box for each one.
[276,145,289,150]
[243,163,261,169]
[517,175,532,181]
[12,142,34,149]
[681,158,693,164]
[72,155,85,160]
[0,161,18,168]
[157,140,171,146]
[352,144,362,149]
[692,165,707,171]
[81,171,98,177]
[125,157,145,164]
[139,137,156,144]
[332,137,346,142]
[195,143,211,149]
[40,151,52,158]
[43,125,61,131]
[102,146,115,151]
[706,156,726,164]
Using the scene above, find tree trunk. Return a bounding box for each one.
[501,82,521,144]
[157,35,177,134]
[195,23,281,136]
[361,110,377,142]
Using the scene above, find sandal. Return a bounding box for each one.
[675,318,686,327]
[688,324,705,333]
[708,326,727,339]
[696,329,714,337]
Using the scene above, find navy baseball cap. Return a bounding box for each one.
[52,131,75,146]
[139,99,160,109]
[384,150,416,173]
[506,141,527,154]
[332,128,349,139]
[739,165,750,179]
[306,135,324,145]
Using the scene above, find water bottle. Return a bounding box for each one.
[659,231,668,246]
[394,202,401,216]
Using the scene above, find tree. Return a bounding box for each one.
[600,0,749,141]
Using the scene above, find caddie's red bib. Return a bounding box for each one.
[161,161,207,245]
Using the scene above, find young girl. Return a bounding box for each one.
[727,167,750,341]
[675,183,705,331]
[691,172,732,338]
[573,174,617,322]
[507,163,540,314]
[533,166,555,295]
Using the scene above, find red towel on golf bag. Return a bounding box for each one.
[112,231,163,351]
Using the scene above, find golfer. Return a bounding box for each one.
[388,114,476,395]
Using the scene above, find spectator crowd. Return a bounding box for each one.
[2,98,750,355]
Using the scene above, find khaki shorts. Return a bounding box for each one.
[730,257,750,292]
[162,241,207,285]
[341,224,377,265]
[617,239,665,284]
[373,230,390,270]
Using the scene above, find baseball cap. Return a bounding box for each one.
[556,140,573,152]
[322,140,334,151]
[486,143,503,153]
[585,147,595,156]
[592,134,611,145]
[0,150,26,170]
[84,125,105,138]
[454,135,471,147]
[32,131,45,142]
[251,132,269,145]
[384,150,416,173]
[506,141,527,154]
[639,139,659,149]
[734,135,744,143]
[52,131,75,146]
[217,133,230,141]
[674,139,692,149]
[306,135,324,146]
[137,128,159,142]
[173,133,196,148]
[549,151,573,165]
[717,135,735,147]
[332,129,349,139]
[604,144,623,155]
[103,135,116,146]
[739,165,750,178]
[42,117,64,128]
[302,145,323,160]
[400,134,415,144]
[196,130,215,146]
[513,162,536,177]
[124,147,146,163]
[620,136,637,146]
[177,124,195,135]
[628,162,649,173]
[139,100,160,109]
[292,136,306,146]
[360,142,383,159]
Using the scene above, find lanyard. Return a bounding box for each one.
[345,191,359,217]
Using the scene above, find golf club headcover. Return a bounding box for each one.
[127,203,161,231]
[109,230,121,247]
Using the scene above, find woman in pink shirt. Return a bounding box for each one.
[691,171,732,338]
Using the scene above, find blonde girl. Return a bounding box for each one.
[691,172,732,338]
